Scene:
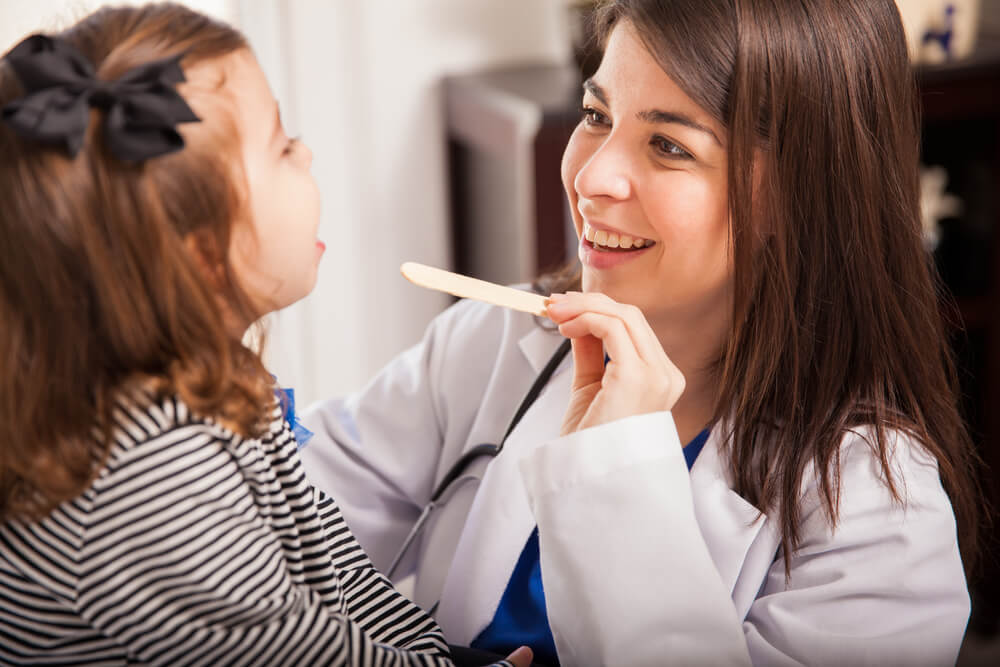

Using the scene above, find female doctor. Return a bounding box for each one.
[302,0,981,664]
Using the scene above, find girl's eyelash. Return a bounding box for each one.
[283,137,300,155]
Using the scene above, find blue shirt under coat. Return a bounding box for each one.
[471,427,711,666]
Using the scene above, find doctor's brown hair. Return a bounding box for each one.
[548,0,982,572]
[0,4,275,521]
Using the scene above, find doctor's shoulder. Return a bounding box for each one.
[784,423,967,577]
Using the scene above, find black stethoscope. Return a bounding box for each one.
[384,338,572,582]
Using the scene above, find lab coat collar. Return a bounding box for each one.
[517,322,570,375]
[434,318,570,641]
[437,413,777,644]
[435,368,571,645]
[690,428,770,585]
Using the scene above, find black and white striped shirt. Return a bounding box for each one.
[0,389,459,665]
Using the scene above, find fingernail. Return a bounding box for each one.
[512,646,532,660]
[547,292,567,302]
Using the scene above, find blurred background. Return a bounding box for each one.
[0,0,576,405]
[2,0,1000,663]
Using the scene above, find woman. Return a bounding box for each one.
[302,0,980,664]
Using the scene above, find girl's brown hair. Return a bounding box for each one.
[546,0,982,571]
[0,3,275,521]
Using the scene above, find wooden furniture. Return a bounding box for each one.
[918,37,1000,634]
[444,63,582,285]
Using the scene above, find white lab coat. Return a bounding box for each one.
[301,298,970,666]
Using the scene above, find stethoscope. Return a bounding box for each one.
[384,337,573,584]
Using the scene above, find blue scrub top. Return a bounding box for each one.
[471,427,711,665]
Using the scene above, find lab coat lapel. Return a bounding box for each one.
[435,328,570,644]
[689,428,778,617]
[517,324,568,375]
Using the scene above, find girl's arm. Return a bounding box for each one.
[313,489,448,656]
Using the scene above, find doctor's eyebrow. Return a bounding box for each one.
[582,78,722,147]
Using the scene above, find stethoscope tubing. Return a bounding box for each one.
[383,338,572,583]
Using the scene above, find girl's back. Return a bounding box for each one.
[1,387,448,663]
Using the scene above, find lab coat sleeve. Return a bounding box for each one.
[520,415,969,667]
[520,412,753,667]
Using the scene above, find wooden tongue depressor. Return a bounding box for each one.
[400,262,548,317]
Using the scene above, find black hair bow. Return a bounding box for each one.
[1,34,200,162]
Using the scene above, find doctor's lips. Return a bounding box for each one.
[582,221,655,252]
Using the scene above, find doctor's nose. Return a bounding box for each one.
[573,141,633,202]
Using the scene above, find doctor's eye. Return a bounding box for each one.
[580,106,610,128]
[651,135,692,160]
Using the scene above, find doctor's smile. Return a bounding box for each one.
[578,220,656,270]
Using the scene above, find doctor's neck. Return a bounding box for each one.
[647,309,728,446]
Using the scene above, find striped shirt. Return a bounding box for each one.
[0,389,462,666]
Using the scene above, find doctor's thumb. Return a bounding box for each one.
[501,645,534,667]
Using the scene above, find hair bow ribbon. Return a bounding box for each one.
[1,34,199,161]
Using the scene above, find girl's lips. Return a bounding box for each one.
[316,240,326,255]
[579,237,653,269]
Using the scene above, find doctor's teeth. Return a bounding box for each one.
[583,222,651,249]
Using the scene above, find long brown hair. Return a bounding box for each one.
[548,0,982,571]
[0,4,275,521]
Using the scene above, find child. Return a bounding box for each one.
[0,4,530,666]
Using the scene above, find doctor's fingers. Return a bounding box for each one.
[556,311,642,369]
[569,333,606,389]
[559,311,685,411]
[548,291,665,365]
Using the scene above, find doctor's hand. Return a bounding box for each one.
[546,291,685,435]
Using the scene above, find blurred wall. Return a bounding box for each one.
[0,0,234,49]
[0,0,574,407]
[237,1,574,406]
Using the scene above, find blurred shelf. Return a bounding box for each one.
[444,63,582,284]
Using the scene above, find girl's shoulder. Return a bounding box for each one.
[96,386,288,484]
[103,386,236,455]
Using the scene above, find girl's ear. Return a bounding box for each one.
[183,229,227,288]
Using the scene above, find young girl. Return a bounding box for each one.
[301,0,981,665]
[0,4,531,666]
